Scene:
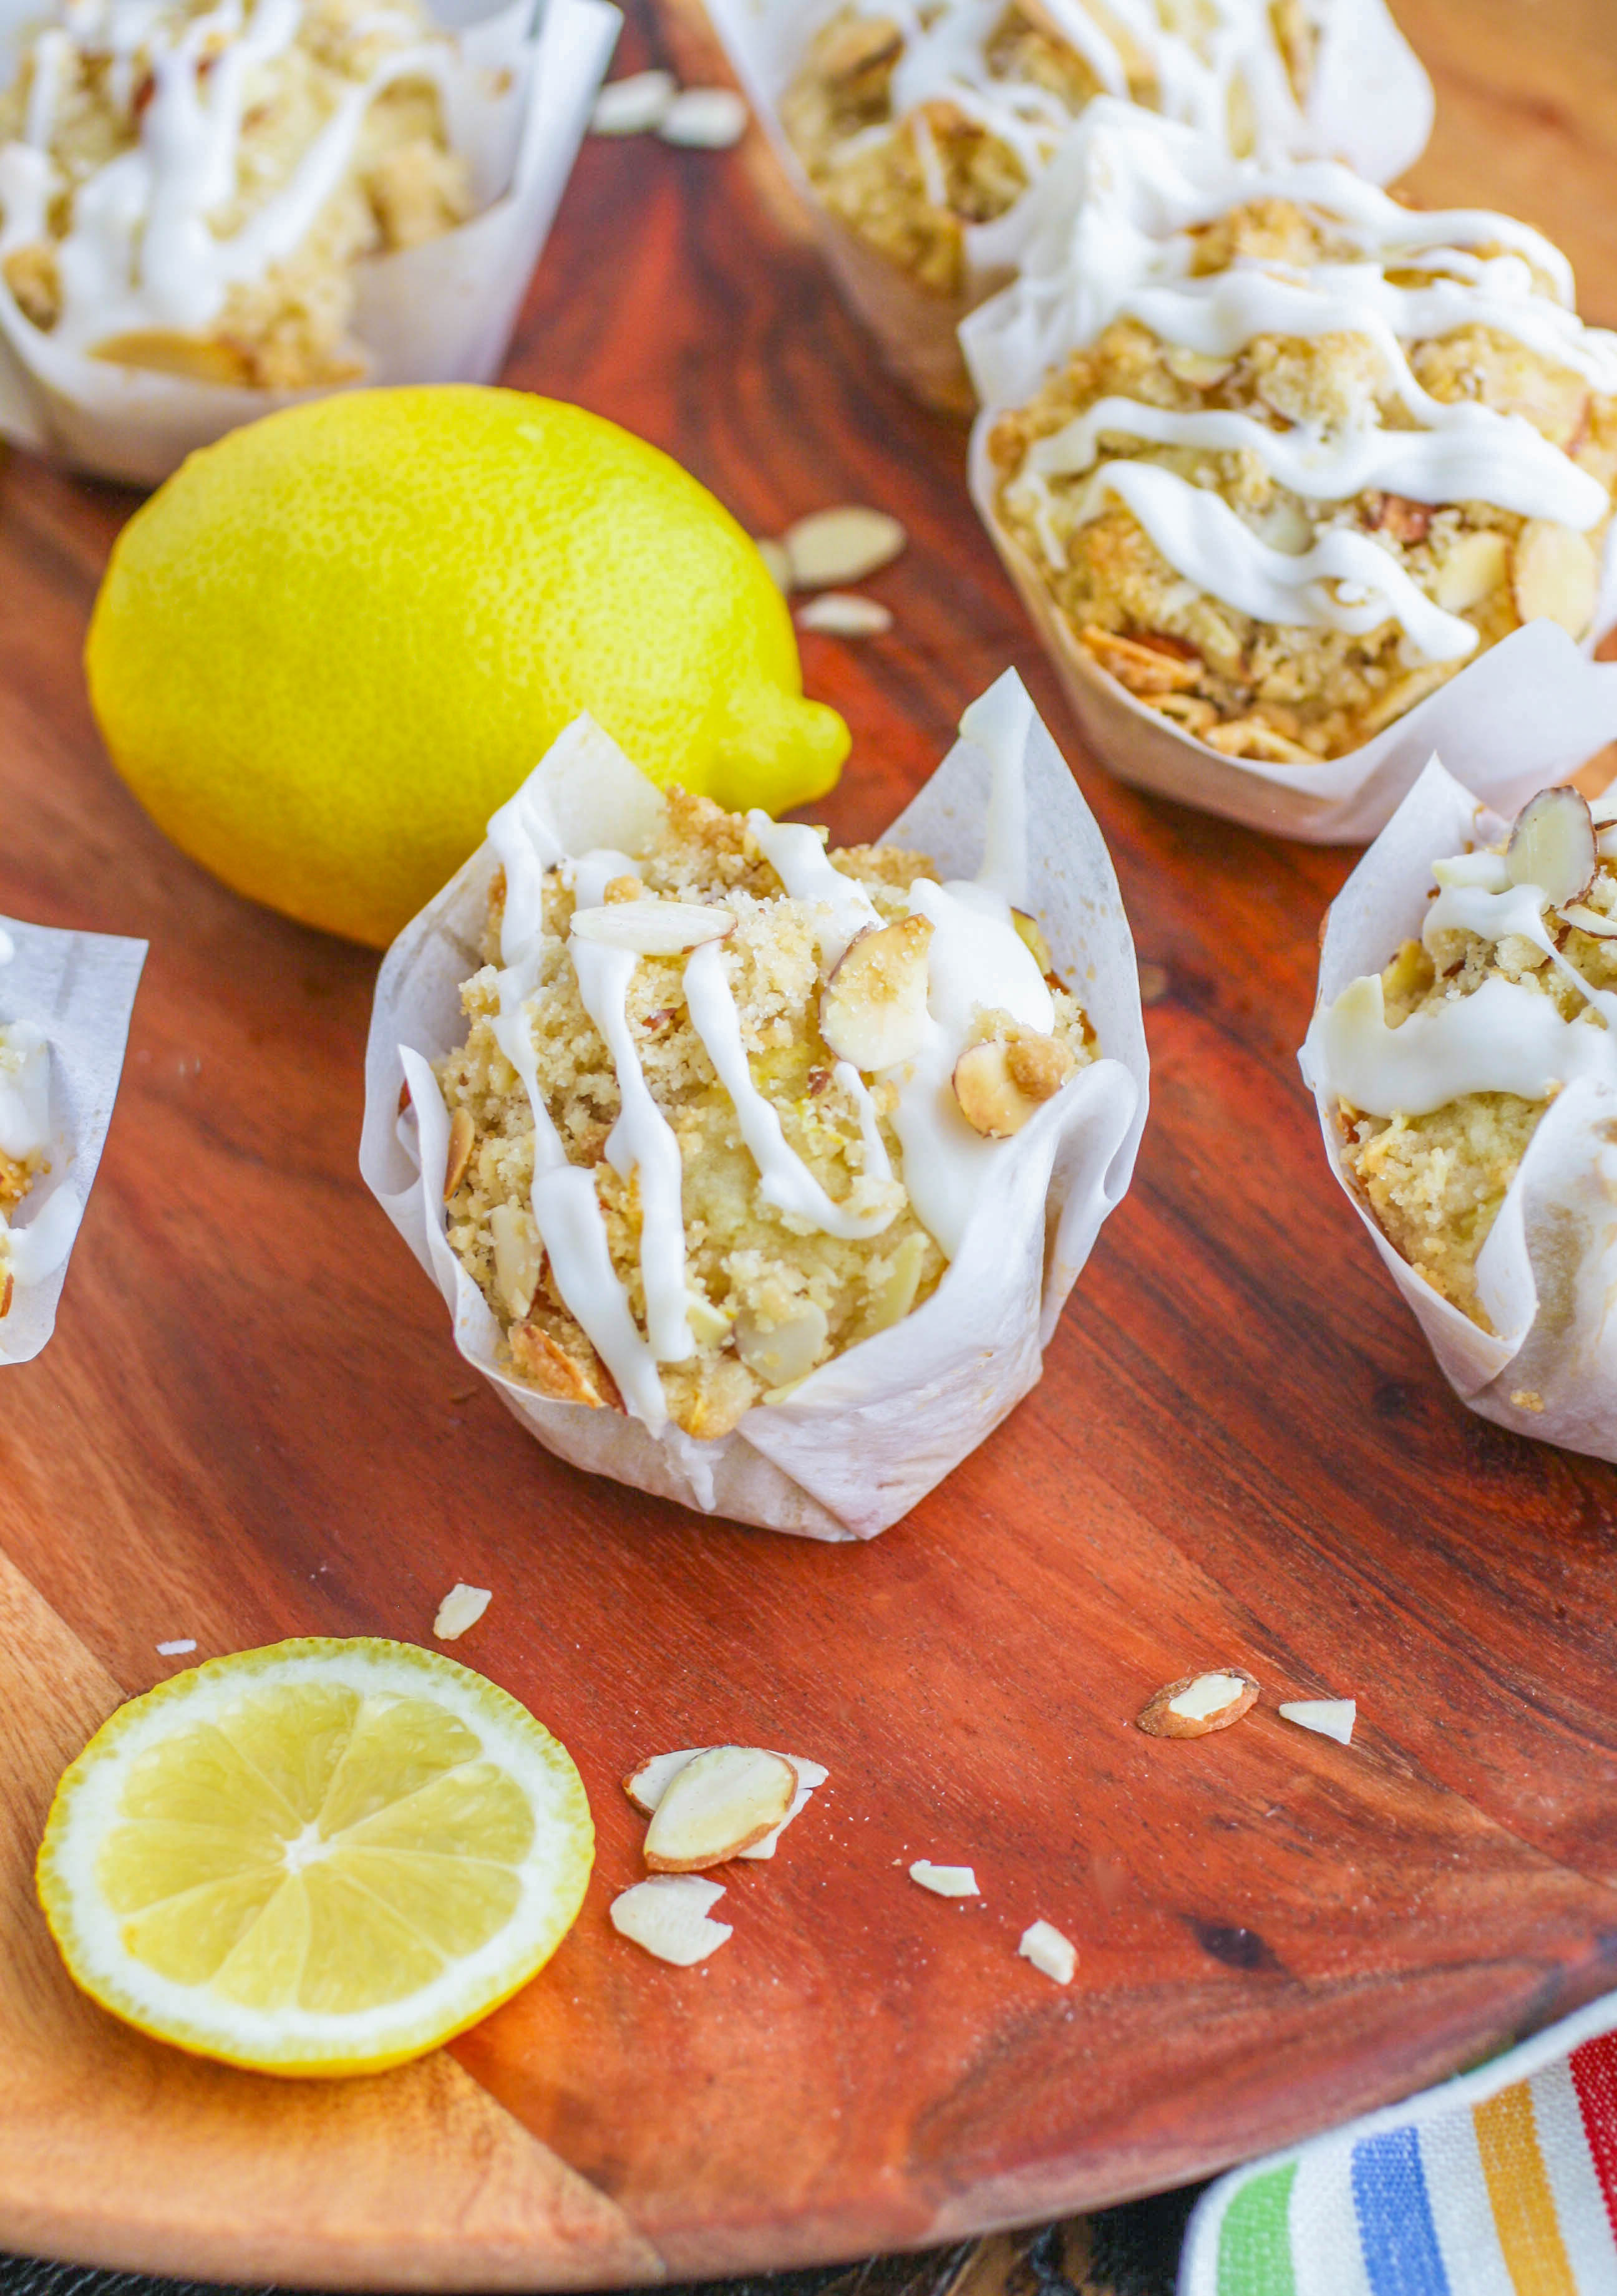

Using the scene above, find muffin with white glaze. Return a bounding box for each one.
[434,781,1095,1440]
[0,0,478,387]
[973,103,1617,765]
[0,1008,52,1317]
[1306,782,1617,1329]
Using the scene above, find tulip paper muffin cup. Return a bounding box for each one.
[1,915,145,1367]
[0,0,620,486]
[701,0,1431,417]
[966,410,1617,844]
[1299,757,1617,1463]
[361,674,1148,1538]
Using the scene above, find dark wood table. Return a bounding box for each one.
[4,0,1616,2284]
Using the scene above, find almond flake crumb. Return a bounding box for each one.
[1278,1698,1356,1746]
[1019,1920,1077,1985]
[658,87,747,148]
[433,1583,492,1640]
[591,70,675,135]
[155,1639,197,1657]
[797,593,893,637]
[610,1876,732,1965]
[910,1860,978,1898]
[624,1746,828,1858]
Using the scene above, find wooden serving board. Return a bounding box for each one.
[5,0,1617,2281]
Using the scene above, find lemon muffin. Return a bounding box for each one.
[983,111,1617,763]
[0,0,473,387]
[780,0,1335,305]
[434,783,1094,1439]
[1306,784,1617,1327]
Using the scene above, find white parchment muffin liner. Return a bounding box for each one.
[0,0,621,485]
[1299,757,1617,1462]
[360,672,1148,1538]
[701,0,1431,415]
[966,385,1617,845]
[0,914,146,1367]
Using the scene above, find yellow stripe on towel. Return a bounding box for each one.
[1474,2081,1578,2296]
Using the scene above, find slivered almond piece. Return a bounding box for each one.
[1510,520,1600,637]
[570,900,734,955]
[797,592,893,637]
[1434,528,1508,613]
[1560,900,1617,939]
[1507,786,1597,906]
[1019,1919,1077,1984]
[658,87,748,148]
[1080,625,1202,696]
[1010,909,1053,973]
[610,1876,732,1965]
[819,914,933,1069]
[910,1861,978,1897]
[442,1105,475,1201]
[509,1322,616,1408]
[952,1033,1073,1138]
[490,1202,543,1319]
[1137,1668,1259,1738]
[433,1582,491,1640]
[590,69,675,135]
[1163,346,1232,389]
[643,1745,798,1871]
[1278,1698,1356,1745]
[624,1746,828,1858]
[734,1301,828,1387]
[784,506,906,589]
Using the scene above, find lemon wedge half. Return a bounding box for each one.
[37,1637,593,2076]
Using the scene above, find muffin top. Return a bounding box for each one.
[981,105,1617,759]
[1306,783,1617,1324]
[434,775,1093,1441]
[0,0,474,382]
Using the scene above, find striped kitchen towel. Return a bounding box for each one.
[1180,1991,1617,2295]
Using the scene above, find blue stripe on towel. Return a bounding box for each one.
[1351,2128,1452,2296]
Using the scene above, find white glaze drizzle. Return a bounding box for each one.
[991,102,1617,663]
[0,0,464,352]
[746,811,878,966]
[833,0,1346,206]
[1305,839,1617,1118]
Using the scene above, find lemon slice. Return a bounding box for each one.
[36,1637,593,2076]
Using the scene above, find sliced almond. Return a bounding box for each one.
[818,914,933,1070]
[1080,625,1202,697]
[571,900,734,956]
[658,86,748,148]
[910,1860,978,1897]
[490,1202,543,1320]
[1163,346,1232,389]
[509,1322,617,1408]
[1278,1697,1356,1745]
[865,1229,930,1336]
[432,1582,491,1640]
[624,1746,828,1859]
[1136,1668,1259,1738]
[685,1292,734,1346]
[797,592,893,637]
[1510,520,1601,637]
[442,1105,475,1201]
[734,1300,828,1387]
[643,1746,798,1871]
[784,506,906,590]
[609,1876,732,1965]
[1507,785,1598,906]
[1434,528,1509,613]
[590,69,675,135]
[1559,899,1617,939]
[0,1269,12,1319]
[755,535,792,592]
[1019,1919,1077,1985]
[952,1032,1074,1138]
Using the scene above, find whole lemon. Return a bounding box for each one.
[86,387,849,947]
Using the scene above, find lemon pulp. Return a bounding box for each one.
[37,1639,593,2075]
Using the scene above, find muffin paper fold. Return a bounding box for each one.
[361,674,1148,1538]
[1299,757,1617,1463]
[965,389,1617,845]
[0,0,620,485]
[701,0,1430,415]
[0,914,146,1367]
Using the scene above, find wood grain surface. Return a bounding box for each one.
[4,0,1617,2283]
